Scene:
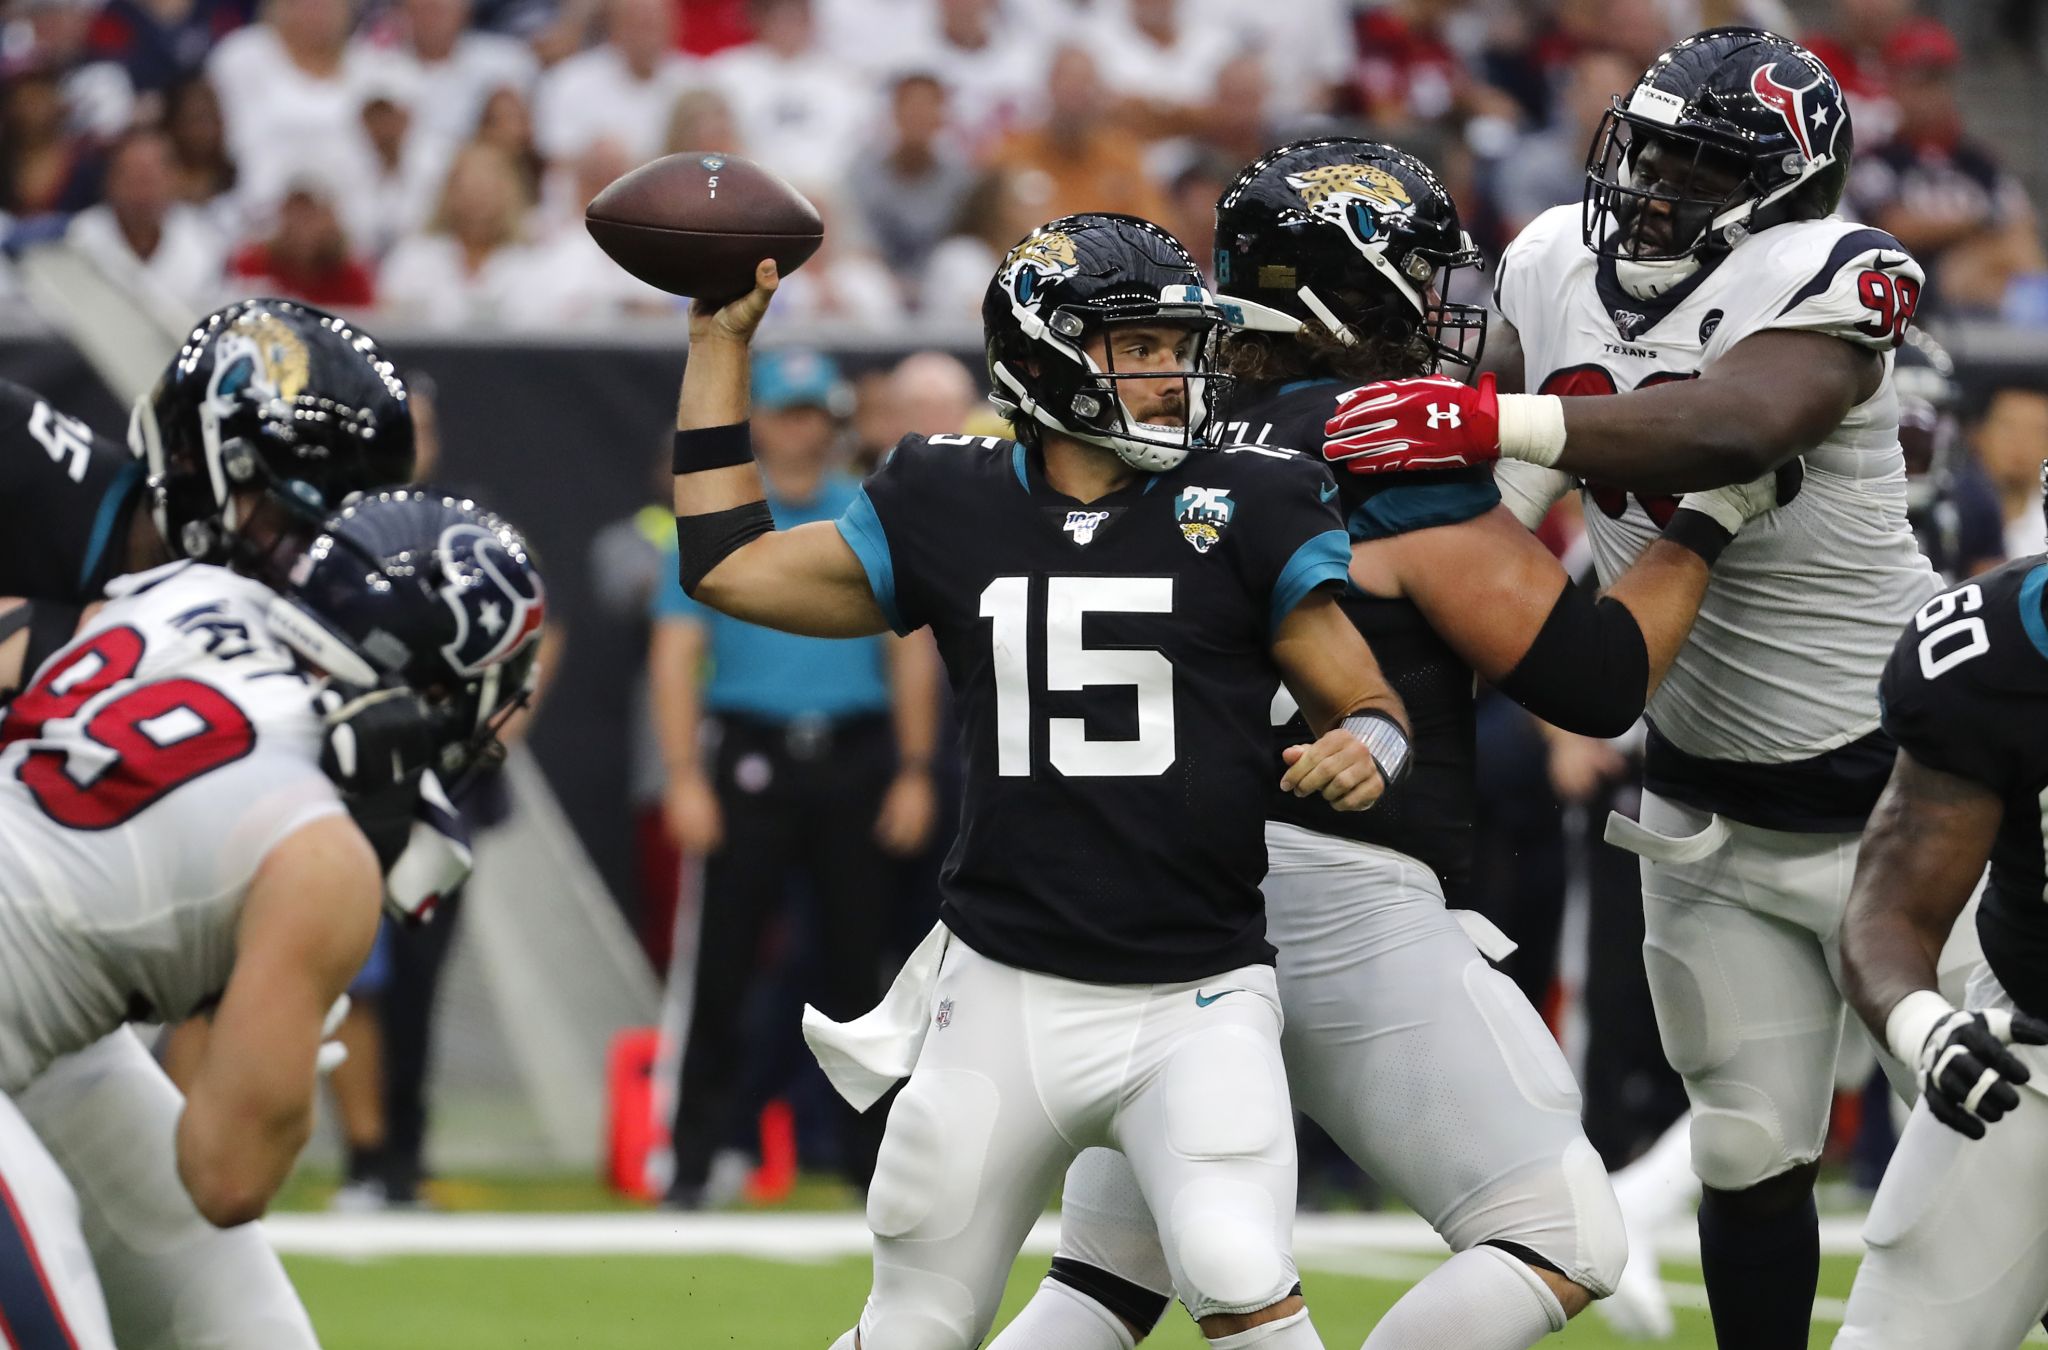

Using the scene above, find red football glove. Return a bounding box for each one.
[1323,373,1503,475]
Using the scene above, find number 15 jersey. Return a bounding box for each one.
[0,563,343,1092]
[838,433,1349,985]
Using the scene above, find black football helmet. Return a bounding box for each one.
[1213,137,1487,376]
[1586,27,1853,298]
[131,298,415,564]
[983,213,1231,473]
[269,490,545,782]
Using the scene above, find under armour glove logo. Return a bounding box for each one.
[1425,403,1462,429]
[1919,1007,2048,1140]
[1324,373,1502,474]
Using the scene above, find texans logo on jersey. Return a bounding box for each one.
[1749,60,1845,165]
[436,523,545,677]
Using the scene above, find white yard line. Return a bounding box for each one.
[261,1211,1872,1261]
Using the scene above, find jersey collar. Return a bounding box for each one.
[1593,247,1726,342]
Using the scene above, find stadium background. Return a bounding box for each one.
[4,0,2048,1344]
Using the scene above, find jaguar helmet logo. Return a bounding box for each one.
[207,310,312,418]
[1286,163,1418,262]
[1000,228,1080,308]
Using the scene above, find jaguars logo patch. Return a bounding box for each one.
[1174,486,1235,554]
[1285,163,1420,270]
[998,228,1080,309]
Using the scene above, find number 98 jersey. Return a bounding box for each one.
[1497,206,1936,823]
[0,562,342,1092]
[838,433,1350,985]
[1880,556,2048,1022]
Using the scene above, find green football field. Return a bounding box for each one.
[281,1250,1864,1349]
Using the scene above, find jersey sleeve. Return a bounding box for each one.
[649,539,707,622]
[1345,466,1500,543]
[1878,568,2048,793]
[834,435,934,636]
[0,381,142,602]
[1495,459,1577,530]
[1225,451,1349,633]
[1762,226,1925,352]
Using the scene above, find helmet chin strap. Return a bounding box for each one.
[1296,287,1360,346]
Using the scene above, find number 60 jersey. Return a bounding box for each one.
[1880,558,2048,1023]
[1497,204,1937,830]
[837,433,1350,986]
[0,562,343,1092]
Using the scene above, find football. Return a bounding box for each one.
[585,152,824,303]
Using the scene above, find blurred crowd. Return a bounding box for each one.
[4,0,2045,330]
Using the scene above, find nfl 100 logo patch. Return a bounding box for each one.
[934,998,953,1030]
[1174,486,1235,554]
[1063,509,1110,546]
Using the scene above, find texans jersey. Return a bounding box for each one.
[0,379,147,604]
[1222,379,1496,901]
[0,563,340,1092]
[1496,205,1938,830]
[1880,559,2048,1021]
[837,432,1349,983]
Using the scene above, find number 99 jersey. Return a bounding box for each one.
[1879,556,2048,1023]
[1497,205,1937,827]
[837,433,1350,985]
[0,562,342,1092]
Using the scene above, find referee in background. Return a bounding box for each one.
[650,350,941,1208]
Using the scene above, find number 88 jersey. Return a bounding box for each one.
[1880,556,2048,1023]
[0,561,342,1092]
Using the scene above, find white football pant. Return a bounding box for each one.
[16,1028,321,1350]
[846,937,1307,1350]
[1836,960,2048,1349]
[1022,823,1626,1331]
[1630,791,1867,1191]
[0,1087,116,1349]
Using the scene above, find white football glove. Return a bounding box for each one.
[385,770,472,924]
[1673,459,1806,533]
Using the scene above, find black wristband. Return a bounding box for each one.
[673,422,755,474]
[1661,509,1735,567]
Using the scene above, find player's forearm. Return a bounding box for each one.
[175,1086,313,1227]
[1550,388,1795,491]
[648,622,708,781]
[1603,539,1711,694]
[1840,758,1997,1039]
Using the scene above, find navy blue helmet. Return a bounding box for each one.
[270,490,544,778]
[1585,28,1853,275]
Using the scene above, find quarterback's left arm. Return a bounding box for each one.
[175,814,381,1226]
[1269,590,1409,812]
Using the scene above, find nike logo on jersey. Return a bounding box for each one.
[1194,988,1244,1007]
[1319,481,1338,503]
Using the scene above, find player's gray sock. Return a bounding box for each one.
[987,1278,1136,1350]
[1360,1246,1565,1349]
[1206,1306,1323,1349]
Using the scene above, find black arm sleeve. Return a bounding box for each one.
[1495,585,1650,739]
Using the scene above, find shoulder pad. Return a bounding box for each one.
[1756,221,1923,352]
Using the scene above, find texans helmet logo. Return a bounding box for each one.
[1749,61,1843,164]
[436,523,546,677]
